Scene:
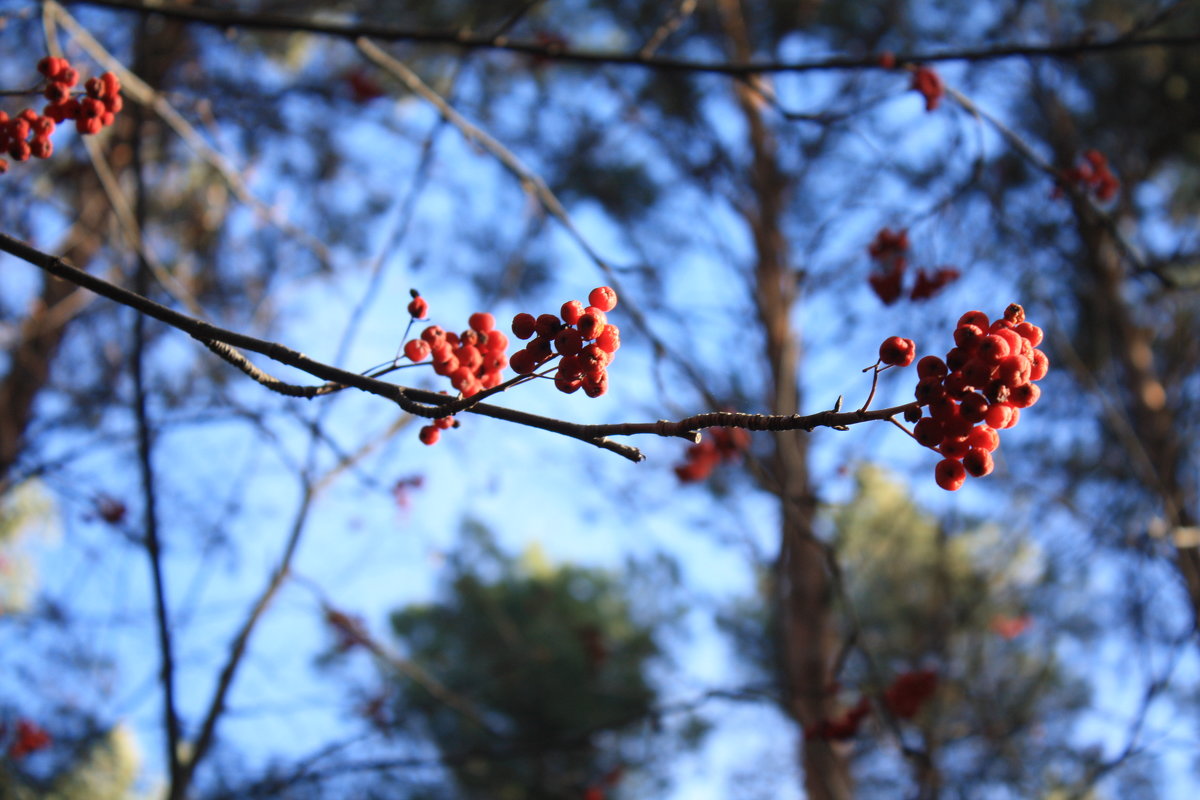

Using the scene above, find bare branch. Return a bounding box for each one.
[76,0,1200,75]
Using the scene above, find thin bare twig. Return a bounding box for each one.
[77,0,1200,76]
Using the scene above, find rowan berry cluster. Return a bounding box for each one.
[509,286,620,398]
[1055,149,1119,202]
[867,227,959,305]
[397,292,508,446]
[0,57,122,174]
[674,426,751,483]
[804,669,939,741]
[904,303,1048,491]
[911,65,944,111]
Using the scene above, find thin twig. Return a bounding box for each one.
[77,0,1200,75]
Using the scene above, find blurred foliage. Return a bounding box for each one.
[353,523,696,799]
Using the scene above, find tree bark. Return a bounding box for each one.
[715,1,850,797]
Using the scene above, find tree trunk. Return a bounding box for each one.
[715,1,850,796]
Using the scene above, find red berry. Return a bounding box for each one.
[595,324,621,354]
[958,310,989,330]
[935,458,966,491]
[554,327,585,356]
[554,370,582,394]
[984,402,1018,429]
[1015,322,1043,346]
[939,435,970,459]
[483,329,509,352]
[588,286,618,312]
[434,416,454,430]
[966,425,1000,452]
[878,336,916,367]
[1009,382,1041,408]
[959,392,988,423]
[406,295,428,319]
[511,312,537,340]
[582,370,608,397]
[913,417,944,447]
[509,348,537,375]
[963,447,994,478]
[916,355,948,380]
[954,324,985,350]
[418,426,440,445]
[468,312,495,332]
[1029,349,1049,381]
[1002,303,1026,325]
[403,339,430,362]
[561,299,585,325]
[996,354,1032,387]
[577,307,608,340]
[535,313,562,339]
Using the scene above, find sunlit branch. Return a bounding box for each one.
[1,231,920,465]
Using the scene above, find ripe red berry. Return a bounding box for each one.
[1029,349,1049,381]
[577,307,608,341]
[403,339,430,362]
[963,447,994,478]
[468,312,495,332]
[588,286,618,312]
[509,348,537,375]
[535,313,562,339]
[984,402,1018,429]
[582,370,608,397]
[913,417,944,447]
[511,312,537,340]
[418,425,440,445]
[560,299,585,325]
[407,294,429,319]
[595,324,621,354]
[1009,382,1041,408]
[482,329,508,352]
[939,435,970,459]
[917,355,948,380]
[966,425,1000,452]
[879,336,916,367]
[958,310,989,330]
[996,354,1032,387]
[554,327,585,356]
[934,458,966,491]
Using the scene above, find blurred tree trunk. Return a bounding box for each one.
[716,1,849,797]
[0,9,188,487]
[1039,87,1200,632]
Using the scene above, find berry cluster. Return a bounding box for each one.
[867,227,959,305]
[396,292,508,446]
[673,426,750,483]
[0,57,122,174]
[509,286,620,398]
[905,303,1048,491]
[804,669,939,741]
[1055,149,1118,202]
[910,65,944,111]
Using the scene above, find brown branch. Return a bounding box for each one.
[0,232,915,463]
[76,0,1200,75]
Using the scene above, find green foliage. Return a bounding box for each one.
[379,528,685,799]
